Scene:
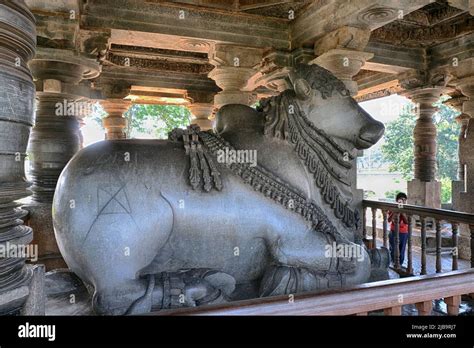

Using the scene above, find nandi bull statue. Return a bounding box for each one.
[53,63,387,315]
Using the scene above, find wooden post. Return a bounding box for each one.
[371,207,377,249]
[394,213,400,269]
[451,222,458,271]
[384,306,402,315]
[421,217,427,275]
[382,210,388,248]
[407,215,413,275]
[436,220,442,273]
[445,295,461,315]
[415,301,432,315]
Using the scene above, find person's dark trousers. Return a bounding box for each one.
[389,231,409,266]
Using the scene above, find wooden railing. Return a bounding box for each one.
[151,269,474,316]
[362,199,474,274]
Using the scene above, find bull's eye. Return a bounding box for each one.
[294,79,311,100]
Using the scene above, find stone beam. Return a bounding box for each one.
[97,66,219,94]
[429,32,474,70]
[80,0,289,50]
[364,41,426,73]
[24,0,80,51]
[290,0,433,49]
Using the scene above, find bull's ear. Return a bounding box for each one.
[294,78,312,100]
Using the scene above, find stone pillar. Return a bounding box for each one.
[0,0,37,314]
[27,52,100,270]
[403,87,445,208]
[309,27,373,96]
[188,103,214,130]
[208,44,262,108]
[101,99,131,139]
[445,96,469,212]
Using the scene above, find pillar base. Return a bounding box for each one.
[25,202,66,271]
[407,179,441,208]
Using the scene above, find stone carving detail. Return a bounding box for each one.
[177,38,211,52]
[106,53,213,74]
[258,91,359,230]
[199,130,354,243]
[53,63,385,315]
[371,15,474,46]
[357,5,398,24]
[169,125,223,192]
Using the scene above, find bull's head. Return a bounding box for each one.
[288,64,384,150]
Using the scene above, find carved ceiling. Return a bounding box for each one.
[25,0,474,104]
[371,0,473,47]
[154,0,314,18]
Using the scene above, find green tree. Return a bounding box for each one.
[93,103,191,139]
[381,97,460,203]
[125,104,191,139]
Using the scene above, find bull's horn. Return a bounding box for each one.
[294,79,312,100]
[288,70,311,100]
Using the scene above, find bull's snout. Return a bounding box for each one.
[356,121,385,149]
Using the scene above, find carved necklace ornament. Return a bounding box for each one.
[169,125,223,192]
[170,124,353,247]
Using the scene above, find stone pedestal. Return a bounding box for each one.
[101,99,131,139]
[27,202,67,270]
[407,179,441,208]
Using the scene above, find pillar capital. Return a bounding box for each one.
[254,50,292,93]
[100,98,132,140]
[208,44,262,108]
[187,103,214,131]
[453,75,474,117]
[310,27,373,96]
[310,49,373,96]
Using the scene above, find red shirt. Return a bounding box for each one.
[387,211,408,233]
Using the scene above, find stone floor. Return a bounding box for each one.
[45,247,473,315]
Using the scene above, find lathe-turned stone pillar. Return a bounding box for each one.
[0,0,37,314]
[188,103,214,130]
[187,91,215,130]
[27,50,100,270]
[403,86,448,208]
[208,44,262,108]
[310,26,373,96]
[454,76,474,213]
[101,99,131,140]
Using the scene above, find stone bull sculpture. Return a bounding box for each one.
[53,64,386,315]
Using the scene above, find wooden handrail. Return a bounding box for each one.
[363,199,474,225]
[150,269,474,316]
[362,199,474,271]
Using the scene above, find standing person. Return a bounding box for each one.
[387,192,409,267]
